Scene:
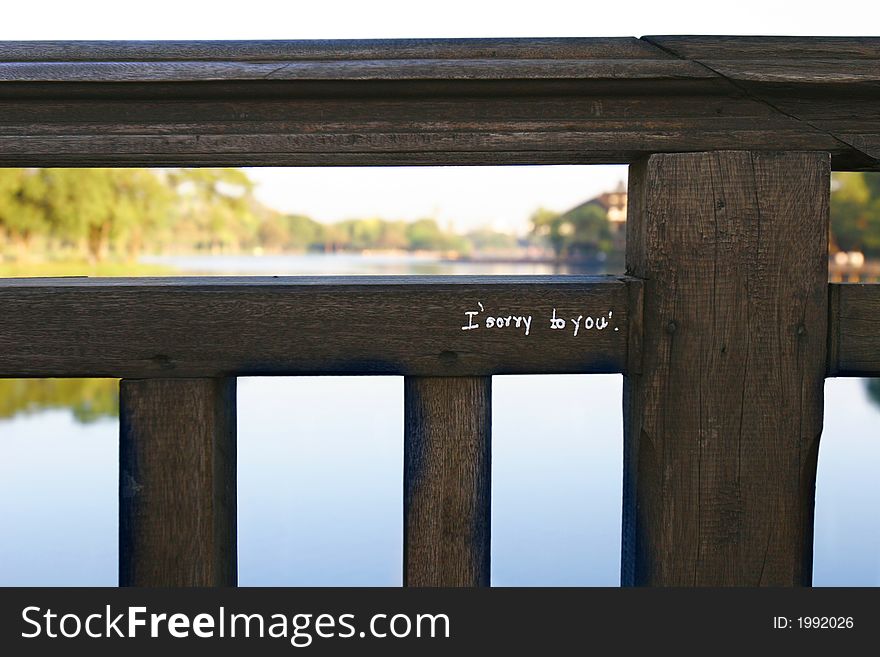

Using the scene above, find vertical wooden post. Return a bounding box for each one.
[404,376,491,587]
[623,151,830,586]
[119,378,237,587]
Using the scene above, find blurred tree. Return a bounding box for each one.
[565,202,613,257]
[529,204,612,259]
[338,218,383,251]
[406,218,456,251]
[169,168,260,253]
[38,169,171,262]
[1,166,560,260]
[256,214,291,252]
[320,222,349,252]
[463,227,518,251]
[831,172,880,256]
[40,169,118,262]
[111,169,174,261]
[406,218,442,250]
[529,207,566,257]
[283,214,322,250]
[377,220,409,250]
[0,168,50,260]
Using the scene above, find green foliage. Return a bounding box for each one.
[406,218,450,251]
[291,216,469,253]
[284,214,324,250]
[830,172,880,256]
[256,214,291,251]
[529,203,612,258]
[1,169,175,262]
[529,207,564,255]
[336,218,384,251]
[564,202,613,256]
[168,168,261,253]
[1,167,548,261]
[42,170,125,261]
[463,227,518,251]
[376,220,409,251]
[0,169,50,256]
[0,378,118,423]
[110,169,175,260]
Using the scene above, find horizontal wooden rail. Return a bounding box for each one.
[3,277,878,379]
[828,283,880,376]
[0,37,876,169]
[0,276,634,378]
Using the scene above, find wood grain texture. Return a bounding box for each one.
[623,151,830,586]
[404,376,491,586]
[119,378,236,587]
[0,59,706,82]
[644,36,880,61]
[0,38,668,61]
[829,283,880,375]
[645,37,880,168]
[0,276,631,378]
[0,37,875,169]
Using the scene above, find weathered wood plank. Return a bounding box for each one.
[0,85,864,169]
[0,37,876,169]
[689,61,880,85]
[644,36,880,61]
[0,276,631,378]
[0,91,773,124]
[623,151,830,586]
[119,377,237,587]
[644,37,880,169]
[0,59,707,82]
[0,37,667,62]
[829,283,880,376]
[404,376,491,586]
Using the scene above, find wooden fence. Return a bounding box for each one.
[0,37,878,586]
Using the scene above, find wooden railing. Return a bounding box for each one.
[0,36,878,587]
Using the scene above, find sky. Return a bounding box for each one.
[246,166,626,233]
[2,0,874,232]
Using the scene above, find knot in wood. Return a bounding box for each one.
[438,350,458,364]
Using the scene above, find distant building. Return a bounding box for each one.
[596,180,628,227]
[559,180,627,231]
[555,180,627,257]
[591,180,627,226]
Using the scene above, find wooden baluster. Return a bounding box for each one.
[623,151,830,586]
[119,378,237,587]
[404,376,491,587]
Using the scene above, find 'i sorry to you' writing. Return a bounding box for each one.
[460,302,618,337]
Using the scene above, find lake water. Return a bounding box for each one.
[1,254,877,586]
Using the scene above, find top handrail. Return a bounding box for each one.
[0,37,676,61]
[0,37,876,170]
[0,36,875,82]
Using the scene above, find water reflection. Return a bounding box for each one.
[865,378,880,408]
[0,376,878,586]
[2,376,879,427]
[0,379,117,423]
